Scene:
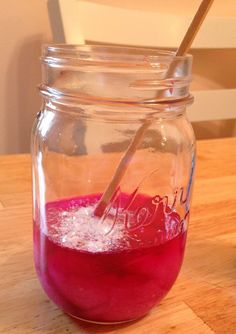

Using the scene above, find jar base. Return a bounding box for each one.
[68,312,146,325]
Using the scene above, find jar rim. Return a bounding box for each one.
[42,44,192,71]
[41,44,193,107]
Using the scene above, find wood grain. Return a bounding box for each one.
[0,137,236,333]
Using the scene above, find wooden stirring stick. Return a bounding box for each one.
[176,0,214,56]
[94,119,152,217]
[94,0,214,217]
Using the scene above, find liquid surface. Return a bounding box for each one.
[34,193,187,323]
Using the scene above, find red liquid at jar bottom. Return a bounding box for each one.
[34,193,187,323]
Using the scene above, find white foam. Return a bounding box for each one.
[45,201,183,252]
[47,204,131,252]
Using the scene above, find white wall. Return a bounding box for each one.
[85,0,236,16]
[0,0,52,154]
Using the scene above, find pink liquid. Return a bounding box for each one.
[34,193,187,323]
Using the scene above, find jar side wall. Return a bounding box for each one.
[31,106,195,227]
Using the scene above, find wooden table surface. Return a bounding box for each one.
[0,137,236,334]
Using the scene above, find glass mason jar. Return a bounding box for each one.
[32,45,195,324]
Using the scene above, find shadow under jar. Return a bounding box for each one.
[32,44,196,324]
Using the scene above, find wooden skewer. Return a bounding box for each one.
[94,0,214,217]
[94,119,152,217]
[176,0,214,56]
